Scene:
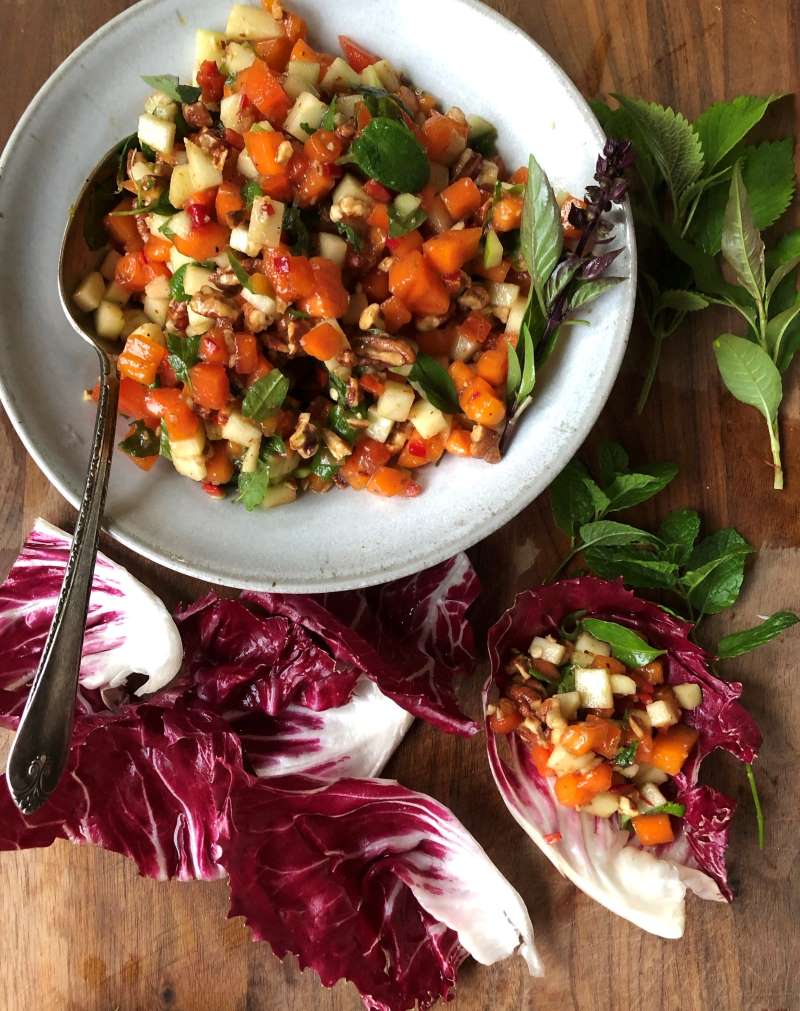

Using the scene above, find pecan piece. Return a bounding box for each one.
[183,101,213,129]
[189,287,240,322]
[288,413,319,460]
[351,333,417,367]
[507,680,546,718]
[167,299,189,332]
[470,425,502,463]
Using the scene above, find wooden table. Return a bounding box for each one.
[1,2,798,1008]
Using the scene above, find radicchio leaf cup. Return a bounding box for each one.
[485,576,761,938]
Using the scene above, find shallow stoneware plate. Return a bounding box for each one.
[0,0,635,592]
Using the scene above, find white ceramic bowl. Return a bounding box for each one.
[0,0,635,592]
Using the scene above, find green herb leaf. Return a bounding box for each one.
[116,133,141,191]
[242,179,264,210]
[713,334,783,489]
[227,248,254,291]
[320,97,337,132]
[717,610,799,659]
[681,526,753,615]
[550,459,609,542]
[642,802,686,818]
[581,618,666,668]
[142,74,202,104]
[614,741,639,768]
[237,460,270,511]
[658,509,701,561]
[557,667,576,694]
[262,435,287,457]
[516,311,537,404]
[388,204,428,238]
[520,153,563,315]
[108,192,178,217]
[603,462,679,513]
[578,520,663,553]
[169,264,192,303]
[119,419,160,458]
[408,354,459,413]
[766,300,800,368]
[506,342,522,400]
[336,221,364,251]
[746,764,765,850]
[612,95,704,214]
[721,162,766,303]
[568,276,626,311]
[282,203,315,256]
[159,427,172,459]
[165,332,200,386]
[242,369,290,421]
[583,546,680,591]
[328,402,362,443]
[310,449,339,481]
[656,289,710,313]
[597,441,629,486]
[694,94,784,171]
[349,118,430,193]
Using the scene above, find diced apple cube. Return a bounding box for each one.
[332,173,371,207]
[409,399,449,438]
[221,410,262,447]
[230,223,259,256]
[646,697,681,729]
[529,635,567,666]
[224,40,256,75]
[143,295,169,326]
[144,92,177,122]
[318,232,347,267]
[128,322,165,345]
[239,440,261,475]
[262,483,298,509]
[220,93,255,133]
[610,673,637,696]
[100,249,121,281]
[557,690,581,721]
[137,113,175,155]
[366,409,394,443]
[185,139,224,192]
[371,59,401,93]
[171,428,206,459]
[94,301,125,339]
[581,792,620,818]
[546,745,596,776]
[284,91,329,141]
[194,30,226,78]
[186,307,214,336]
[574,668,613,710]
[506,295,528,335]
[165,210,192,239]
[183,265,214,297]
[173,456,207,482]
[237,147,260,180]
[169,164,195,209]
[320,57,362,93]
[147,213,172,237]
[673,683,702,710]
[121,310,149,339]
[635,764,669,786]
[241,288,278,317]
[169,246,195,273]
[575,631,611,657]
[640,782,668,809]
[145,275,170,300]
[225,4,282,40]
[377,381,415,422]
[570,649,596,668]
[73,272,105,313]
[248,196,285,250]
[104,281,130,306]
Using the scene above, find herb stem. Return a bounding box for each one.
[768,419,785,491]
[637,330,664,415]
[745,764,765,850]
[548,546,581,583]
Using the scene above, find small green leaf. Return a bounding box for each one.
[242,179,264,210]
[227,248,254,291]
[557,667,576,694]
[582,618,666,668]
[694,94,785,171]
[388,204,428,238]
[320,97,337,132]
[159,427,172,460]
[166,332,200,385]
[516,312,537,404]
[169,264,192,303]
[237,460,270,511]
[583,546,680,592]
[578,520,662,552]
[142,74,202,104]
[720,163,765,302]
[597,442,629,486]
[108,192,178,217]
[568,276,626,311]
[242,369,290,421]
[336,221,364,251]
[766,255,800,306]
[604,463,678,513]
[766,300,800,367]
[746,764,765,850]
[349,117,430,192]
[310,449,339,481]
[550,459,610,542]
[656,289,710,313]
[658,509,701,556]
[717,611,799,659]
[408,354,459,414]
[682,527,753,615]
[119,419,160,458]
[506,342,522,400]
[520,152,563,314]
[642,802,686,818]
[614,741,639,768]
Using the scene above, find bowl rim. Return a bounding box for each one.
[0,0,636,591]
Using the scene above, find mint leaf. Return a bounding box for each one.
[578,520,662,552]
[310,449,339,481]
[320,97,337,132]
[166,333,200,385]
[227,248,254,291]
[237,460,270,511]
[583,546,680,591]
[242,180,264,210]
[746,764,765,850]
[658,509,701,562]
[408,354,459,413]
[169,264,192,303]
[242,369,290,421]
[506,342,522,400]
[262,435,287,457]
[656,289,710,313]
[142,74,202,104]
[612,95,704,214]
[550,459,609,542]
[681,526,753,615]
[388,204,428,238]
[581,619,666,668]
[568,276,626,311]
[694,94,784,170]
[614,741,639,768]
[349,118,430,193]
[597,441,629,485]
[603,462,678,512]
[521,152,563,314]
[717,610,799,659]
[336,221,364,251]
[119,420,159,458]
[642,802,686,818]
[159,427,172,460]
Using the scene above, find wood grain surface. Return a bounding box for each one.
[1,1,799,1009]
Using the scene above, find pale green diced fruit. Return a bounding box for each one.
[673,683,702,710]
[147,213,172,237]
[557,691,581,721]
[332,174,371,207]
[370,59,401,93]
[240,440,261,475]
[104,281,130,306]
[73,272,105,313]
[487,282,521,308]
[220,93,255,133]
[484,230,503,270]
[137,113,175,155]
[242,288,278,317]
[221,410,262,446]
[394,193,421,216]
[144,92,177,122]
[635,764,669,786]
[262,483,298,509]
[284,92,328,141]
[284,60,320,99]
[610,673,637,696]
[574,667,613,710]
[468,114,496,143]
[230,223,259,257]
[366,409,394,443]
[360,65,382,89]
[506,295,528,335]
[646,697,681,729]
[640,782,668,809]
[581,792,620,818]
[269,451,300,484]
[186,307,214,335]
[166,210,193,239]
[318,233,347,267]
[169,246,195,273]
[121,309,149,339]
[144,295,169,327]
[409,399,449,438]
[335,94,361,120]
[321,57,362,93]
[248,196,285,250]
[183,265,214,297]
[173,456,207,482]
[377,381,415,422]
[129,322,165,346]
[185,139,224,192]
[530,635,568,665]
[130,160,156,184]
[144,275,170,300]
[546,744,595,776]
[223,40,256,75]
[237,148,260,180]
[225,4,282,40]
[194,30,226,79]
[169,165,195,210]
[171,428,206,460]
[95,301,125,339]
[575,631,611,656]
[100,249,121,281]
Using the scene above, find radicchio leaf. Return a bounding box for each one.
[485,576,761,935]
[0,519,182,727]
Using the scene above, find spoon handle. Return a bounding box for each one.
[6,354,119,814]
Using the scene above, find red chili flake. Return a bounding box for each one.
[273,254,290,274]
[240,93,252,110]
[202,482,226,499]
[386,238,400,252]
[543,832,562,845]
[408,438,427,458]
[187,203,212,229]
[265,202,276,216]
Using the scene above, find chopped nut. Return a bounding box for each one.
[241,302,268,333]
[338,195,371,219]
[351,333,417,367]
[457,285,490,311]
[208,268,241,290]
[167,299,190,332]
[416,314,447,332]
[470,425,502,463]
[359,303,385,331]
[322,429,353,460]
[378,256,396,273]
[539,697,567,732]
[275,140,294,165]
[193,128,228,171]
[476,161,500,188]
[446,106,467,124]
[183,101,213,129]
[517,718,546,747]
[618,795,641,819]
[452,149,483,181]
[507,679,545,717]
[288,413,319,460]
[190,287,240,321]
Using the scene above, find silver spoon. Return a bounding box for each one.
[6,144,125,814]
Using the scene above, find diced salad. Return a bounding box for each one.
[488,621,702,847]
[73,1,588,509]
